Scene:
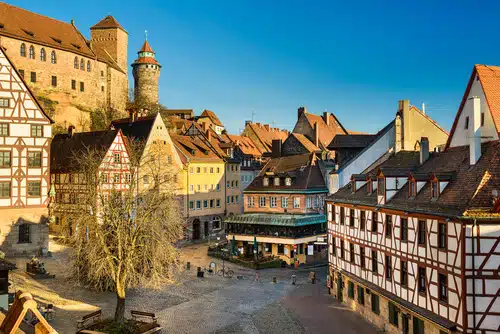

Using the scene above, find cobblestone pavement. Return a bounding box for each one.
[8,239,376,333]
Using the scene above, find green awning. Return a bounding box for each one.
[224,213,326,227]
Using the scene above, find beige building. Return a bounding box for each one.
[0,3,128,130]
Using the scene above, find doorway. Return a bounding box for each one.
[337,273,343,302]
[192,219,201,240]
[204,221,209,238]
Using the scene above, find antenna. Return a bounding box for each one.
[144,30,148,41]
[422,102,426,114]
[251,109,256,122]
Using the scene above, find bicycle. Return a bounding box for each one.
[217,268,234,278]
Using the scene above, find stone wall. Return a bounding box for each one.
[90,27,128,75]
[282,135,311,156]
[133,64,160,105]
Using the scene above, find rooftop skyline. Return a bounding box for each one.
[9,0,500,134]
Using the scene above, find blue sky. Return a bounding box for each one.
[10,0,500,134]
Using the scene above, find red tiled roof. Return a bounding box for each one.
[91,15,125,31]
[139,40,154,53]
[170,134,222,163]
[290,133,320,153]
[228,134,262,156]
[446,64,500,149]
[200,109,223,127]
[302,112,348,147]
[245,122,289,152]
[133,57,159,65]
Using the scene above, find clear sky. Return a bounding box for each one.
[10,0,500,134]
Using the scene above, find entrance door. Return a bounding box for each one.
[402,314,409,334]
[192,220,201,240]
[337,273,343,302]
[204,221,209,237]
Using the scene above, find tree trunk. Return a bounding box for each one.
[114,290,126,324]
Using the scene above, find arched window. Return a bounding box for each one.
[51,51,56,64]
[74,57,78,69]
[80,58,84,70]
[20,43,26,57]
[28,45,35,59]
[40,48,46,61]
[87,60,91,72]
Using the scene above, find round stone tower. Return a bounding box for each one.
[132,39,161,106]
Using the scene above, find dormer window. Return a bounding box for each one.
[263,177,269,186]
[274,177,280,186]
[409,180,417,198]
[431,180,439,200]
[285,177,291,186]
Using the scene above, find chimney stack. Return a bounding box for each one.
[470,96,482,165]
[394,114,402,153]
[314,122,320,147]
[68,125,75,137]
[323,112,330,126]
[271,139,282,158]
[422,103,426,114]
[264,124,270,131]
[419,137,429,164]
[298,106,307,120]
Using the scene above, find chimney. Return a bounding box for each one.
[271,139,282,158]
[129,109,137,123]
[68,125,75,137]
[419,137,429,164]
[323,112,330,126]
[206,129,211,141]
[298,106,307,120]
[264,124,270,131]
[394,113,402,153]
[314,122,319,147]
[470,96,482,165]
[202,122,208,131]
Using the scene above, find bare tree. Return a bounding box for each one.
[58,138,183,324]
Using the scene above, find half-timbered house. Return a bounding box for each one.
[0,46,53,256]
[50,127,131,235]
[327,65,500,334]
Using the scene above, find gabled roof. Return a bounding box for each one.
[244,122,289,152]
[200,109,223,127]
[227,134,262,157]
[446,64,500,149]
[91,15,125,32]
[328,134,376,149]
[139,40,154,53]
[51,130,120,173]
[288,133,320,153]
[111,115,156,141]
[0,3,94,58]
[297,111,348,147]
[170,134,223,163]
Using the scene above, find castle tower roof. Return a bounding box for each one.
[139,40,154,53]
[91,15,126,32]
[132,39,160,66]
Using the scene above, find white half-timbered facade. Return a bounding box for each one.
[0,46,52,255]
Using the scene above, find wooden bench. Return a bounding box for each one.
[76,309,102,329]
[131,310,157,324]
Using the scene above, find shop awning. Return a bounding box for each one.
[224,213,326,227]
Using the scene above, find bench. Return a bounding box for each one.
[131,310,157,324]
[76,309,102,329]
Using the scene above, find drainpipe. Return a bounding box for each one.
[471,218,477,333]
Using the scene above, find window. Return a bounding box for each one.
[30,72,36,83]
[360,247,365,268]
[0,124,7,136]
[259,196,266,207]
[101,86,104,92]
[51,51,56,64]
[388,302,399,327]
[231,181,234,188]
[114,174,120,183]
[401,260,408,287]
[216,184,220,191]
[281,197,288,208]
[80,58,84,70]
[101,70,104,77]
[216,167,220,173]
[189,167,194,174]
[0,182,10,197]
[18,224,30,243]
[349,208,355,226]
[74,57,78,69]
[113,153,120,163]
[216,199,221,207]
[263,177,269,186]
[372,212,378,232]
[31,125,43,137]
[332,237,336,256]
[385,215,392,237]
[0,151,11,167]
[40,48,46,61]
[348,281,354,299]
[248,196,254,207]
[438,222,447,249]
[274,177,280,186]
[27,181,41,197]
[465,116,469,129]
[235,196,239,203]
[418,220,426,245]
[277,244,284,254]
[142,175,148,184]
[235,181,239,187]
[210,167,214,173]
[270,196,277,208]
[203,200,208,208]
[226,196,230,204]
[87,61,91,72]
[339,207,345,225]
[125,174,131,183]
[293,197,300,208]
[189,201,194,210]
[350,243,355,263]
[340,240,345,259]
[212,217,221,229]
[71,80,76,90]
[101,174,108,183]
[413,317,425,334]
[400,218,408,241]
[51,76,57,87]
[196,167,201,173]
[28,152,42,167]
[28,45,35,59]
[18,70,24,78]
[360,211,366,229]
[357,286,365,305]
[80,82,84,92]
[385,255,392,281]
[409,180,417,197]
[371,250,377,273]
[196,200,201,209]
[371,294,380,314]
[431,181,439,199]
[439,273,448,302]
[481,112,485,126]
[418,266,426,294]
[285,177,291,186]
[20,43,26,57]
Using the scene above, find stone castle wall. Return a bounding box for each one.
[133,65,160,105]
[90,28,128,76]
